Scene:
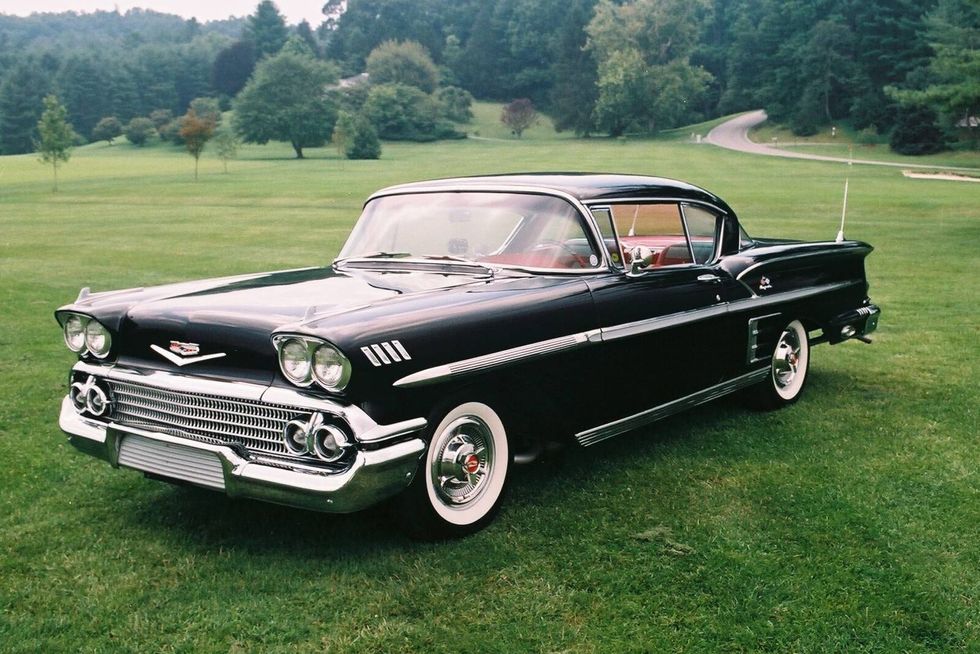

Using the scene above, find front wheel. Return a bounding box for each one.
[393,401,509,539]
[746,319,810,410]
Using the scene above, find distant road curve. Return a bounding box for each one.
[706,109,980,172]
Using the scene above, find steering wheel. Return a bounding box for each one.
[532,239,588,268]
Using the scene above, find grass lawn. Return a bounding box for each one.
[750,121,980,170]
[1,112,977,653]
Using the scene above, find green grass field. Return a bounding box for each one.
[1,107,977,653]
[750,121,980,170]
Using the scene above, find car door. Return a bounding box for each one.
[585,202,745,426]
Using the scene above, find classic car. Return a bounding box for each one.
[57,173,880,538]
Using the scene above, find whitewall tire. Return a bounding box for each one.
[394,401,510,539]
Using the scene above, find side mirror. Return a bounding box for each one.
[629,245,656,274]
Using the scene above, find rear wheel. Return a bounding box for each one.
[746,319,810,409]
[394,401,509,539]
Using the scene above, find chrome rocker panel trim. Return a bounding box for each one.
[575,368,769,447]
[60,364,428,513]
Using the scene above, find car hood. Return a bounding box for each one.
[63,267,492,384]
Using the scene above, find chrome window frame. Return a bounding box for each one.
[353,186,612,274]
[584,197,729,276]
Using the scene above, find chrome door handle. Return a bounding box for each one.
[697,274,722,284]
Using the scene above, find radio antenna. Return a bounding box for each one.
[836,148,853,243]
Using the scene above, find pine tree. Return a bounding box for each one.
[246,1,289,59]
[0,60,52,155]
[36,95,75,192]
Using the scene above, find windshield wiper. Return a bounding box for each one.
[334,252,495,276]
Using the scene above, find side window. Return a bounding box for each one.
[681,204,721,264]
[611,203,694,268]
[590,207,623,269]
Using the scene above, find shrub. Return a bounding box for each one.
[436,86,473,123]
[124,117,155,146]
[364,83,437,141]
[889,104,947,155]
[92,116,122,144]
[334,111,381,159]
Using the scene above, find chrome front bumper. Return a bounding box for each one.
[59,364,428,514]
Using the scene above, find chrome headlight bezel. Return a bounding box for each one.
[273,334,351,393]
[59,312,112,359]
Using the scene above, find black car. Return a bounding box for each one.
[57,174,880,538]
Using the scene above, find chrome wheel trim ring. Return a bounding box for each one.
[430,416,494,506]
[424,402,508,526]
[772,320,808,400]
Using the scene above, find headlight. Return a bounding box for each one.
[64,315,88,352]
[84,320,111,358]
[280,338,312,384]
[274,335,352,392]
[313,344,351,391]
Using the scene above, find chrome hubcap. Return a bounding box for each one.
[430,416,494,506]
[773,328,802,389]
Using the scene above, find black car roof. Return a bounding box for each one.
[369,173,735,214]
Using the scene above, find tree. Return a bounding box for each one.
[436,86,474,123]
[295,20,321,58]
[189,97,222,126]
[890,0,979,145]
[246,1,289,59]
[366,40,440,93]
[0,59,52,154]
[124,117,156,146]
[179,108,216,180]
[501,98,538,138]
[212,128,240,172]
[889,103,947,154]
[212,40,258,98]
[149,109,175,134]
[233,51,339,158]
[587,0,712,135]
[56,54,113,139]
[363,83,438,140]
[92,116,123,144]
[333,111,382,159]
[36,95,75,191]
[550,0,599,136]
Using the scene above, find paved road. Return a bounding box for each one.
[706,109,980,172]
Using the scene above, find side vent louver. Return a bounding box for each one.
[361,340,411,367]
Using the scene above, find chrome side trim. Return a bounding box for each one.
[601,303,730,342]
[393,329,602,388]
[728,280,858,311]
[391,281,858,388]
[747,313,781,364]
[575,368,769,447]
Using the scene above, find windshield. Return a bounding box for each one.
[338,191,602,271]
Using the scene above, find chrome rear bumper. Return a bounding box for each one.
[59,365,428,514]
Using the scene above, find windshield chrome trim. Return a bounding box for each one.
[358,185,613,271]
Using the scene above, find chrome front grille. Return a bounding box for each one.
[108,380,309,457]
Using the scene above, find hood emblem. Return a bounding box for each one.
[170,340,200,356]
[150,342,227,367]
